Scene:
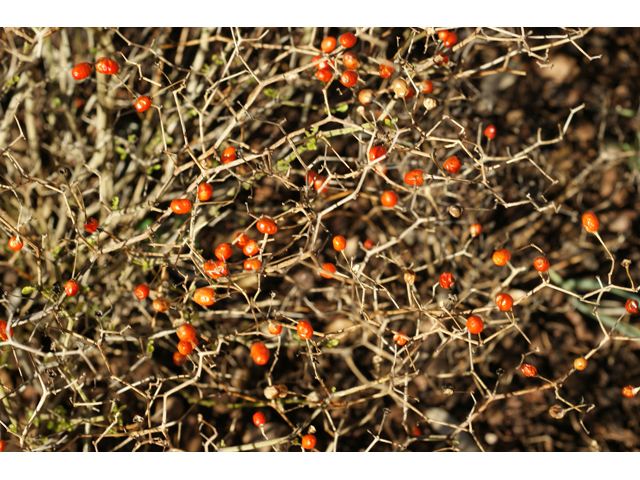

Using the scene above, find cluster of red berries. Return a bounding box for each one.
[173,323,198,365]
[314,31,359,87]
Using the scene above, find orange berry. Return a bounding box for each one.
[221,146,237,164]
[316,68,332,82]
[443,32,457,48]
[581,212,599,233]
[0,320,14,341]
[533,257,550,273]
[134,95,152,113]
[343,52,361,70]
[466,316,484,335]
[443,155,461,174]
[65,280,80,296]
[574,357,588,371]
[134,284,150,300]
[152,298,171,312]
[198,183,213,202]
[404,170,424,186]
[626,299,639,314]
[379,61,395,79]
[320,263,336,279]
[257,217,278,235]
[495,293,513,311]
[170,199,191,214]
[301,434,316,450]
[177,340,193,356]
[244,258,262,271]
[193,287,216,306]
[253,411,266,427]
[297,320,313,339]
[339,32,357,49]
[437,30,450,42]
[176,323,196,342]
[333,235,346,252]
[84,217,99,233]
[358,89,373,105]
[321,36,337,53]
[439,272,455,289]
[521,363,537,377]
[363,239,374,250]
[484,124,496,140]
[233,232,249,249]
[8,236,23,251]
[368,145,387,162]
[215,243,232,262]
[250,341,270,365]
[340,70,358,88]
[268,323,282,335]
[203,259,228,279]
[419,79,434,94]
[381,190,398,208]
[95,57,119,75]
[243,239,260,257]
[622,385,636,398]
[393,331,408,346]
[72,62,92,80]
[469,222,481,237]
[314,175,329,193]
[173,352,187,366]
[492,249,511,267]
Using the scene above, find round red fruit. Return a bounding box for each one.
[198,183,213,202]
[379,61,395,79]
[469,223,481,237]
[521,363,537,377]
[170,199,191,214]
[343,52,361,70]
[492,249,511,267]
[301,434,316,450]
[368,145,387,162]
[320,263,336,279]
[443,32,458,48]
[333,235,346,252]
[484,124,497,140]
[204,259,228,279]
[193,287,216,306]
[443,156,461,174]
[339,32,357,49]
[95,57,119,75]
[340,70,358,88]
[0,321,14,341]
[233,232,249,249]
[495,293,513,311]
[404,169,424,186]
[622,386,636,398]
[394,331,408,346]
[321,36,337,53]
[533,257,550,273]
[152,298,171,312]
[316,68,332,82]
[268,323,282,335]
[177,323,197,342]
[173,352,187,366]
[65,280,80,297]
[221,146,237,164]
[177,340,193,356]
[257,217,278,235]
[135,95,152,113]
[72,62,92,80]
[251,341,270,365]
[381,190,398,208]
[297,320,313,339]
[626,299,639,314]
[244,258,262,271]
[253,411,266,427]
[581,212,599,233]
[243,239,260,257]
[8,236,23,251]
[466,316,484,335]
[439,272,455,289]
[84,217,99,233]
[215,243,232,262]
[135,284,150,300]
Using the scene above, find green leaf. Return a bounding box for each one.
[618,108,635,118]
[336,104,349,113]
[146,340,154,355]
[111,197,119,210]
[137,218,153,231]
[22,286,36,295]
[264,88,279,98]
[326,339,339,348]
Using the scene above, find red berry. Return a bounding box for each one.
[233,232,249,249]
[135,95,152,113]
[363,239,374,250]
[215,243,232,262]
[173,352,187,366]
[404,170,424,186]
[177,323,197,342]
[268,323,282,335]
[343,52,361,70]
[204,259,228,279]
[135,284,150,300]
[437,30,450,42]
[321,36,337,53]
[521,363,537,377]
[306,171,317,185]
[314,175,329,193]
[301,434,316,450]
[466,316,484,335]
[393,331,408,346]
[72,62,92,80]
[339,32,357,49]
[243,239,260,257]
[439,272,455,289]
[484,124,497,140]
[170,199,191,214]
[405,86,415,99]
[340,70,358,88]
[533,257,550,273]
[574,357,588,371]
[419,80,434,94]
[8,236,23,251]
[413,427,422,436]
[333,235,346,252]
[253,411,266,427]
[379,61,395,79]
[622,385,636,398]
[65,280,80,297]
[320,263,336,279]
[368,145,387,162]
[443,32,458,48]
[381,191,398,208]
[443,156,461,174]
[177,340,193,356]
[84,217,99,233]
[626,299,639,315]
[251,341,270,365]
[94,57,119,75]
[437,55,450,66]
[316,68,332,82]
[257,217,278,235]
[581,212,599,233]
[198,183,213,202]
[297,320,313,339]
[221,146,237,164]
[244,258,262,271]
[469,223,482,237]
[152,298,171,312]
[495,293,513,311]
[0,320,14,341]
[193,287,216,306]
[312,55,333,70]
[492,249,511,267]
